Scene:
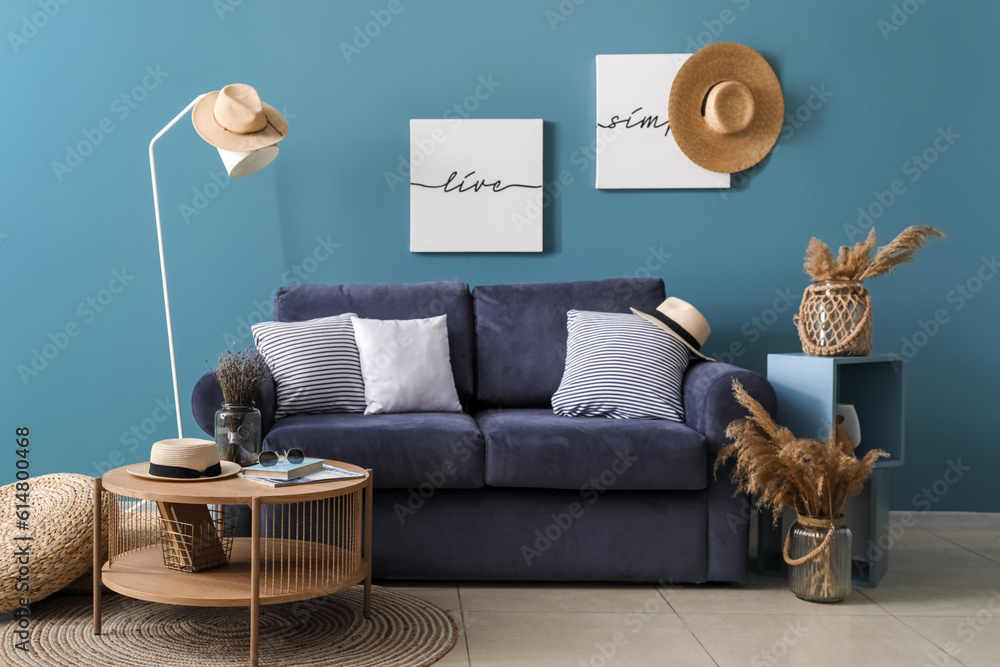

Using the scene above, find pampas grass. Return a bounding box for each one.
[859,226,947,281]
[715,380,887,523]
[803,226,944,283]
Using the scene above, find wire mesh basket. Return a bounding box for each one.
[158,504,236,573]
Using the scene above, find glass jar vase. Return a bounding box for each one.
[214,403,261,466]
[784,514,852,603]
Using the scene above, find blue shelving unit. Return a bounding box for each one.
[756,353,905,588]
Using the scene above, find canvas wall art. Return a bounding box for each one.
[410,118,543,252]
[595,54,731,189]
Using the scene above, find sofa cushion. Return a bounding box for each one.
[273,282,475,404]
[251,314,367,419]
[351,315,462,415]
[551,310,690,421]
[263,412,485,489]
[475,408,707,490]
[473,278,666,408]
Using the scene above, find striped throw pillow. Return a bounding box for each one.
[252,314,368,419]
[551,310,691,421]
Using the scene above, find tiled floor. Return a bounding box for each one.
[383,512,1000,667]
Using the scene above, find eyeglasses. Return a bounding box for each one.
[256,448,305,467]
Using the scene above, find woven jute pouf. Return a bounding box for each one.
[61,490,121,595]
[1,586,458,667]
[0,474,102,613]
[3,478,157,597]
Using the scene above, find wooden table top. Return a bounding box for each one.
[101,460,369,504]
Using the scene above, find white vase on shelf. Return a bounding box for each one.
[835,403,861,449]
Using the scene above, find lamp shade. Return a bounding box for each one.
[217,145,279,178]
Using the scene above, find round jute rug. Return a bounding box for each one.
[1,586,457,667]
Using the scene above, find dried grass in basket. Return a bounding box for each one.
[795,226,944,356]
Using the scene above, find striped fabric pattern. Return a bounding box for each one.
[551,310,691,421]
[252,314,368,419]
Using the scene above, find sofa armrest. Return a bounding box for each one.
[683,360,777,457]
[191,372,277,439]
[682,360,776,583]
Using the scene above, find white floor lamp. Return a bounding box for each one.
[148,84,288,437]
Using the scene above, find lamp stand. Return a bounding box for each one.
[148,95,206,438]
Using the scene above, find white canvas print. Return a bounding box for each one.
[410,119,543,252]
[596,54,731,189]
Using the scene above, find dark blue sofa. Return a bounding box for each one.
[192,278,776,583]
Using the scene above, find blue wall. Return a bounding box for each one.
[3,1,997,512]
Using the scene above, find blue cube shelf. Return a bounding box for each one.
[756,353,905,588]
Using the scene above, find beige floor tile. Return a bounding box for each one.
[681,613,964,667]
[857,566,1000,616]
[932,531,1000,563]
[966,547,1000,565]
[459,583,673,615]
[933,530,1000,549]
[378,581,462,611]
[662,571,886,616]
[435,610,472,667]
[908,511,1000,533]
[889,545,998,568]
[886,527,960,549]
[899,614,1000,667]
[374,518,1000,664]
[464,610,715,667]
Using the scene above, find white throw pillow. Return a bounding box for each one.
[551,310,691,421]
[350,315,462,414]
[251,314,368,419]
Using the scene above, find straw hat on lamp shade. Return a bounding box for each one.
[669,42,784,174]
[191,83,289,178]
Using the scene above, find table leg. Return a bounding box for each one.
[92,477,102,635]
[251,497,261,667]
[363,470,373,619]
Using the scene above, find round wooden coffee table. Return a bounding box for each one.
[93,461,373,667]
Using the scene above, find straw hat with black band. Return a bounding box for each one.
[128,438,241,480]
[669,42,784,174]
[632,297,714,361]
[192,83,288,152]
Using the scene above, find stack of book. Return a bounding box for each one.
[239,457,364,487]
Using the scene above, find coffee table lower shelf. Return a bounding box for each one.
[102,539,368,606]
